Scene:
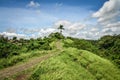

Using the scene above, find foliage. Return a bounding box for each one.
[0,33,120,79]
[97,35,120,68]
[63,37,99,53]
[63,35,120,68]
[0,35,52,59]
[0,50,48,70]
[0,33,120,70]
[0,32,65,69]
[48,32,65,39]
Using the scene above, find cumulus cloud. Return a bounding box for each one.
[38,28,56,36]
[92,0,120,36]
[90,28,99,32]
[26,1,40,8]
[53,20,95,39]
[15,20,88,39]
[53,20,107,39]
[69,23,86,30]
[101,27,120,35]
[21,28,56,39]
[92,0,120,25]
[21,28,56,34]
[106,22,120,28]
[0,32,26,39]
[54,20,86,31]
[74,27,101,40]
[0,28,56,39]
[34,28,55,38]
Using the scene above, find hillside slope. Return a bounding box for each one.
[29,48,120,80]
[0,38,120,80]
[0,40,63,80]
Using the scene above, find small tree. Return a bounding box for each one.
[13,36,17,40]
[58,24,64,34]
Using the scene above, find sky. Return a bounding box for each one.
[0,0,120,39]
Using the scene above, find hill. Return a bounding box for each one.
[0,33,120,80]
[29,48,120,80]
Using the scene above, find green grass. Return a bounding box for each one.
[0,50,52,70]
[29,48,120,80]
[63,39,73,44]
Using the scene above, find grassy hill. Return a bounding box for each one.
[29,48,120,80]
[0,33,120,80]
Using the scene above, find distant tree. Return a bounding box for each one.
[58,24,64,34]
[13,36,17,40]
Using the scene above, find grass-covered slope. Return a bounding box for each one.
[0,50,50,70]
[29,48,120,80]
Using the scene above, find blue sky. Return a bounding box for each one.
[0,0,107,8]
[0,0,119,39]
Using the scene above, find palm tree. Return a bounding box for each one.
[13,36,17,40]
[58,24,64,34]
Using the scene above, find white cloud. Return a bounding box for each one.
[92,0,120,25]
[22,28,56,38]
[39,28,56,35]
[92,0,120,37]
[0,28,56,39]
[90,28,99,32]
[53,20,108,40]
[26,1,40,8]
[16,20,88,39]
[53,20,96,39]
[36,28,56,38]
[69,23,86,30]
[21,28,56,34]
[0,32,26,39]
[102,27,120,34]
[54,20,86,31]
[106,22,120,28]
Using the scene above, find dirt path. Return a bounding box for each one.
[56,40,63,50]
[0,53,54,79]
[0,40,63,80]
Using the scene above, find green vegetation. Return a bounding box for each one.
[0,50,48,69]
[0,36,52,59]
[63,35,120,68]
[0,32,120,80]
[0,33,63,69]
[97,35,120,68]
[29,48,120,80]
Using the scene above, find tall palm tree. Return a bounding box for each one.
[58,24,64,34]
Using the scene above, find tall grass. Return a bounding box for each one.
[0,50,49,70]
[29,48,120,80]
